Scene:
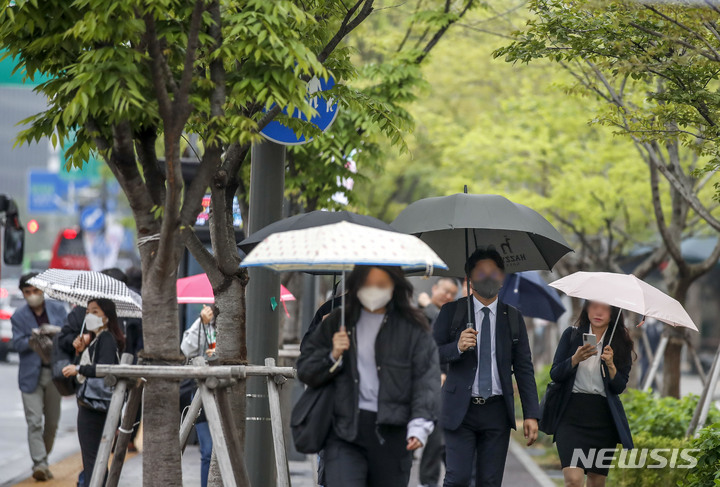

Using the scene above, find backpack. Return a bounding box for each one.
[450,297,521,353]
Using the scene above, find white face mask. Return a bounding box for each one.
[357,286,393,312]
[83,313,106,332]
[25,293,44,308]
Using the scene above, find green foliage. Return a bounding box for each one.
[623,388,720,439]
[681,423,720,487]
[608,432,690,487]
[495,0,720,201]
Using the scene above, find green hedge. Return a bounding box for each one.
[623,389,720,439]
[607,432,691,487]
[679,423,720,487]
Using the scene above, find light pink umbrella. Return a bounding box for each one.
[549,271,697,344]
[177,274,295,316]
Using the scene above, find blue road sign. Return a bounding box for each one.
[260,75,340,145]
[80,206,105,232]
[28,170,92,214]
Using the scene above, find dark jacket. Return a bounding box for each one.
[296,307,440,443]
[11,300,68,393]
[57,306,86,356]
[433,297,540,431]
[77,331,119,378]
[550,325,634,449]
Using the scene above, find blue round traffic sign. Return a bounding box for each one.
[260,76,340,145]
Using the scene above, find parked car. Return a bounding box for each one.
[0,281,26,362]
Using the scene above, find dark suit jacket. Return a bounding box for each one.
[433,297,540,431]
[11,300,67,393]
[550,326,634,449]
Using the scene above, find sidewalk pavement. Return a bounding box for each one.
[10,437,553,487]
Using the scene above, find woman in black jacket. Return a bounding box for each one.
[297,265,440,487]
[551,301,635,487]
[62,298,124,487]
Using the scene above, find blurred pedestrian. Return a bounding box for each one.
[550,301,635,487]
[181,304,216,487]
[418,277,460,326]
[62,298,124,487]
[11,272,67,481]
[417,278,458,487]
[434,248,539,487]
[297,265,440,487]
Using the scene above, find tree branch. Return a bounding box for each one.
[415,0,474,64]
[318,0,375,63]
[134,126,166,207]
[175,0,206,123]
[143,13,173,122]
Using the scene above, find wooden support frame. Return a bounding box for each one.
[91,358,294,487]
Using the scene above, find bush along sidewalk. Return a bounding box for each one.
[525,367,720,486]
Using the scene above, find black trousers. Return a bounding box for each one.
[419,425,444,486]
[77,404,108,487]
[443,398,511,487]
[324,409,412,487]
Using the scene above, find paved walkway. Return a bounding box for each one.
[9,437,554,487]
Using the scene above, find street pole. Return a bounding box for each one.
[245,140,286,487]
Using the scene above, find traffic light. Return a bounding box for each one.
[27,219,39,234]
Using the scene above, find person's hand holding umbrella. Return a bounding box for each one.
[331,328,350,363]
[601,345,616,379]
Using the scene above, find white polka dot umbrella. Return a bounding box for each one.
[240,221,448,359]
[240,221,448,274]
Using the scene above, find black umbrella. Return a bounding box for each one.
[237,210,396,254]
[392,191,573,344]
[391,192,572,277]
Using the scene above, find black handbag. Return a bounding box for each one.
[291,383,334,454]
[538,381,563,435]
[77,376,114,412]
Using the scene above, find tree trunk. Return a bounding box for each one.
[661,274,692,398]
[206,273,249,487]
[140,248,185,486]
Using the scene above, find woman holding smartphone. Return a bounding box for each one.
[550,301,635,487]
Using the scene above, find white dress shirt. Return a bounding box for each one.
[472,296,503,397]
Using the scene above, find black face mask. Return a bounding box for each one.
[472,277,502,299]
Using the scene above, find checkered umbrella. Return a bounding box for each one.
[28,269,143,318]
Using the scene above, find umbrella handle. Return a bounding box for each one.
[602,311,623,376]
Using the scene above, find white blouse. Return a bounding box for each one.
[572,330,607,397]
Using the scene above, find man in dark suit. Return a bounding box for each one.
[11,273,68,481]
[433,248,540,487]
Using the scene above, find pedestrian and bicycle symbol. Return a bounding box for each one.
[260,75,339,146]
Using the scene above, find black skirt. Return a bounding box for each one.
[555,392,620,476]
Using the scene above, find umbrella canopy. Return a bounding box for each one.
[29,269,143,318]
[240,221,448,274]
[391,193,573,277]
[549,272,697,331]
[499,271,566,322]
[177,273,295,304]
[237,210,396,254]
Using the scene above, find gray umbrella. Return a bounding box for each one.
[391,193,573,277]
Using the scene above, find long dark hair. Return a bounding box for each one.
[344,265,428,330]
[88,298,125,352]
[574,301,636,368]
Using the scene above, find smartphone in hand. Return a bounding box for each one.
[583,333,598,348]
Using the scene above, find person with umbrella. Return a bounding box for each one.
[433,248,540,487]
[61,298,125,487]
[546,271,699,486]
[549,301,635,487]
[296,265,441,487]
